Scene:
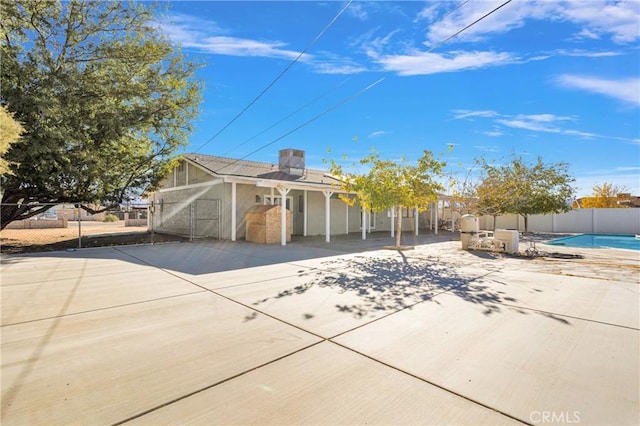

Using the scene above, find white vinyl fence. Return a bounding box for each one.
[477,208,640,235]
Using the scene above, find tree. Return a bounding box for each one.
[448,166,481,221]
[476,155,576,232]
[0,0,202,229]
[579,182,630,208]
[0,106,24,176]
[328,149,446,247]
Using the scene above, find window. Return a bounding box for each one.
[387,207,414,218]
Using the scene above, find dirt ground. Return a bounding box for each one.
[0,221,187,254]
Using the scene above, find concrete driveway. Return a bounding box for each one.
[1,234,638,425]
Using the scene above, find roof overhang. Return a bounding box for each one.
[223,176,352,194]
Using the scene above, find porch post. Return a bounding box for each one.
[231,182,237,241]
[390,207,395,238]
[361,209,367,240]
[345,202,349,235]
[415,207,419,236]
[278,186,290,246]
[303,190,308,236]
[323,191,333,243]
[434,200,439,235]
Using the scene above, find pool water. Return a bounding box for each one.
[549,234,640,251]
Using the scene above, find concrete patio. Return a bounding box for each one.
[1,233,638,425]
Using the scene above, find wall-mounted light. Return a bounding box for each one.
[255,195,261,203]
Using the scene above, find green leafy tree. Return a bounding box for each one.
[0,0,202,228]
[476,155,576,232]
[328,149,446,247]
[0,105,24,176]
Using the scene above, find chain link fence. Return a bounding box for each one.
[0,202,188,254]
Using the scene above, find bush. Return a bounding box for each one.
[103,214,119,222]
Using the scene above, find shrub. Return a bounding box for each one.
[103,214,119,222]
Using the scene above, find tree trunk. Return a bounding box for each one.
[395,206,402,247]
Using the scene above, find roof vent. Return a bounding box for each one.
[279,149,305,176]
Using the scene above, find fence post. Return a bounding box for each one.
[149,203,154,245]
[77,203,82,248]
[189,202,194,242]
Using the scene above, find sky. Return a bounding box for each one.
[157,0,640,197]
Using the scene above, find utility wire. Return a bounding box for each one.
[214,77,385,174]
[211,0,514,173]
[193,0,353,153]
[426,0,513,53]
[423,0,471,32]
[220,78,351,157]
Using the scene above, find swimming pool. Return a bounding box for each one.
[548,234,640,251]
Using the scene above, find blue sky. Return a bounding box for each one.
[158,0,640,197]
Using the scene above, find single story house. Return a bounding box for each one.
[147,149,447,245]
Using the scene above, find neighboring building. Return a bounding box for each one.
[147,149,437,244]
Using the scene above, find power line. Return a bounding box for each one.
[423,0,471,32]
[210,0,514,172]
[220,78,351,157]
[193,0,353,153]
[426,0,513,53]
[214,77,385,174]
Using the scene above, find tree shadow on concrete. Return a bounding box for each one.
[251,249,560,322]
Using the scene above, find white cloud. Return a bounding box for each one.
[560,0,640,44]
[474,144,501,152]
[347,3,369,21]
[515,113,574,123]
[422,0,550,45]
[452,109,500,120]
[375,50,515,76]
[496,113,576,133]
[454,109,636,142]
[312,62,368,75]
[158,15,305,60]
[311,51,368,75]
[422,0,640,46]
[556,75,640,106]
[195,36,304,60]
[368,130,389,138]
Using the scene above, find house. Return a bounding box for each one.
[147,149,443,245]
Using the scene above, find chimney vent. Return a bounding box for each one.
[279,149,305,176]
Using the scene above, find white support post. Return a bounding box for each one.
[434,201,439,235]
[415,207,419,236]
[270,188,275,204]
[361,209,367,240]
[390,207,395,238]
[323,191,333,243]
[278,187,290,246]
[345,202,349,235]
[231,182,237,241]
[303,190,308,237]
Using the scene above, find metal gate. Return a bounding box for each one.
[193,199,221,239]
